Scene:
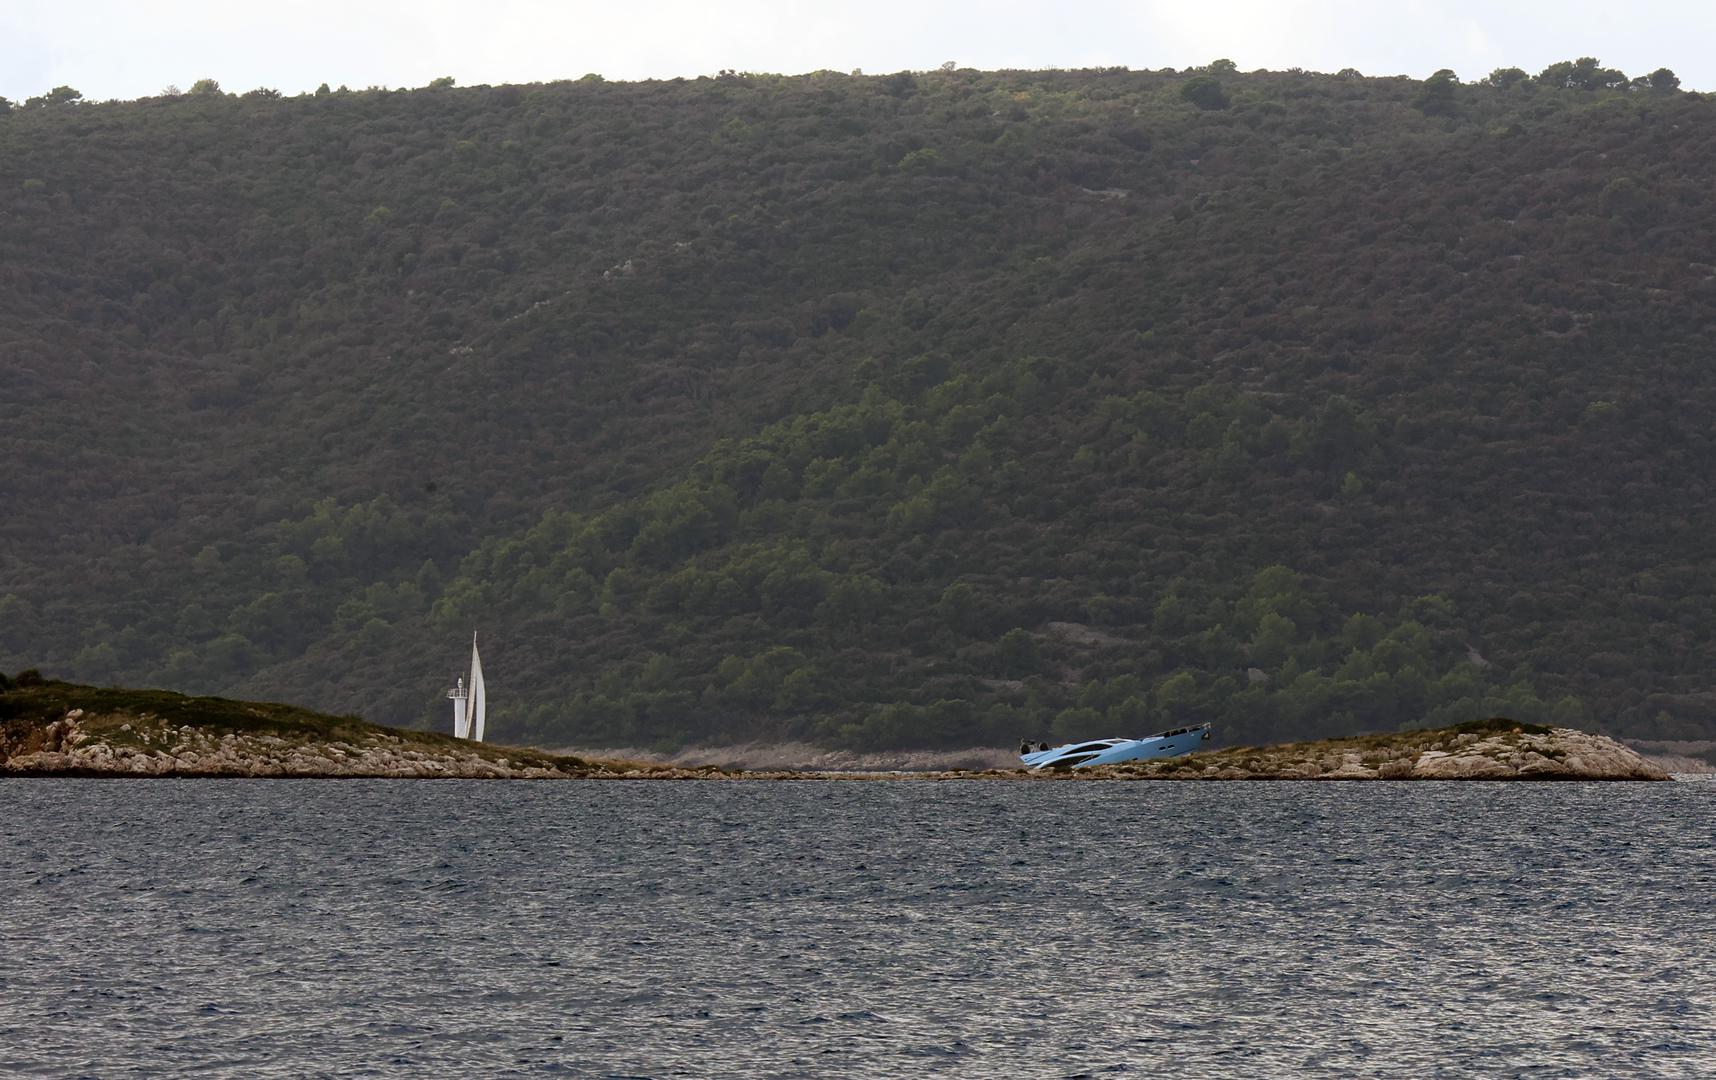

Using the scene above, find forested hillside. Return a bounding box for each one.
[5,61,1715,748]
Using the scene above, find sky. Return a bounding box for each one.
[4,0,1713,102]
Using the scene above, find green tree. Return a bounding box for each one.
[1339,613,1384,651]
[1404,594,1457,630]
[189,78,224,96]
[898,147,943,173]
[993,628,1042,677]
[1051,706,1102,743]
[1292,395,1377,471]
[1180,77,1229,111]
[816,575,887,635]
[1598,176,1650,224]
[757,551,830,619]
[1413,69,1458,116]
[24,86,82,107]
[1645,68,1680,93]
[1248,612,1298,669]
[936,582,997,638]
[1537,58,1626,91]
[1153,671,1201,725]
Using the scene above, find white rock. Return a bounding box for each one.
[1326,762,1380,779]
[1414,752,1514,778]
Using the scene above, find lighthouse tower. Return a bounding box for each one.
[447,675,469,739]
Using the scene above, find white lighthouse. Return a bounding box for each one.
[447,676,469,738]
[445,633,486,741]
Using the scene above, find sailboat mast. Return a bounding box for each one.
[469,631,487,742]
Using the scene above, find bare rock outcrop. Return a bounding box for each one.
[1110,723,1670,781]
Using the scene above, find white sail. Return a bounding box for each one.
[469,636,486,742]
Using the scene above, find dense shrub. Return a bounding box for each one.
[1,63,1710,745]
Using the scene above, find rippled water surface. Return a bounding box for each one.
[3,779,1714,1077]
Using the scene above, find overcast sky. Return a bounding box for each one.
[4,0,1711,102]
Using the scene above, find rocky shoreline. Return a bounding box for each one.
[1102,722,1670,781]
[3,710,617,779]
[0,698,1673,781]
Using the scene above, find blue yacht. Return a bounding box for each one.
[1019,724,1212,770]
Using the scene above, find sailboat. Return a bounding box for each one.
[445,633,487,741]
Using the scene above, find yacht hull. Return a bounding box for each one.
[1021,725,1212,770]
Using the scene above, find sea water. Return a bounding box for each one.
[2,779,1713,1078]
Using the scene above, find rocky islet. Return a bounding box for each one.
[0,703,1670,781]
